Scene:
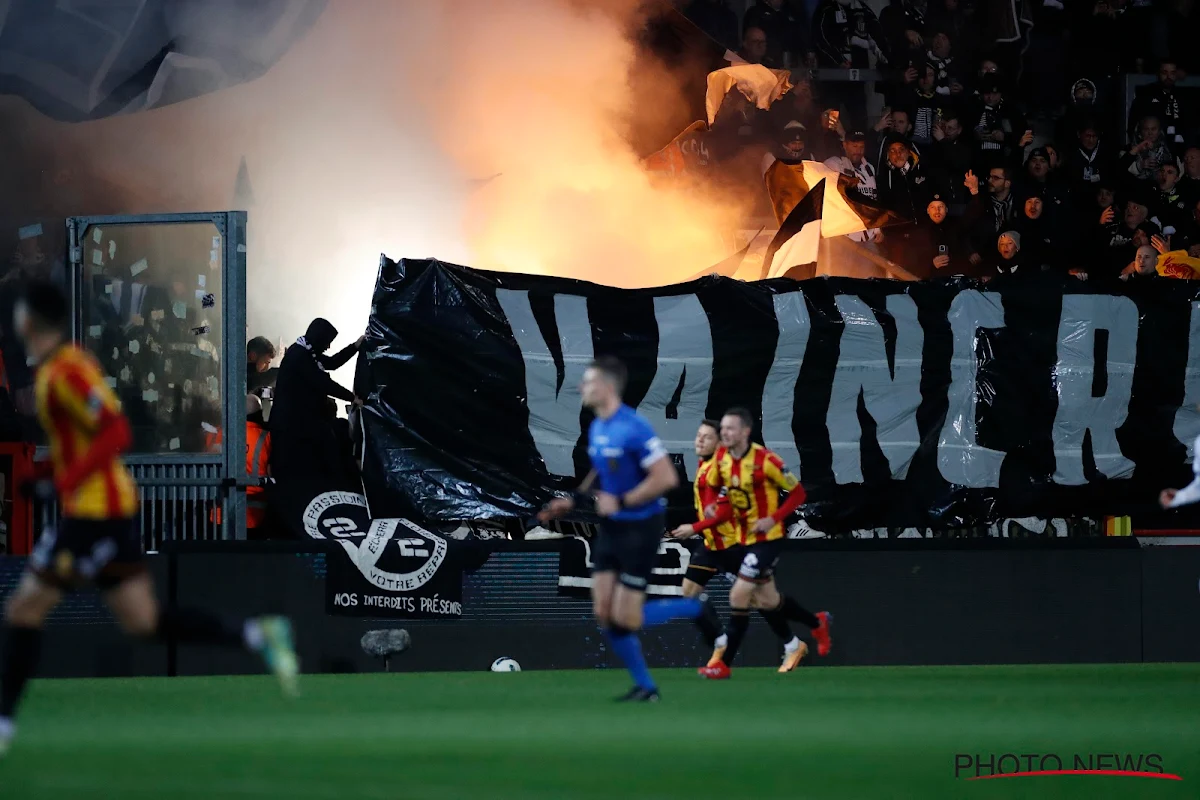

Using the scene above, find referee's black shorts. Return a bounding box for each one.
[593,513,664,590]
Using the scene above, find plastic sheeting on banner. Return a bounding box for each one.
[355,258,1200,531]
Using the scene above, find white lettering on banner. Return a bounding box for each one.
[642,295,713,481]
[496,289,593,476]
[1173,302,1200,457]
[1051,295,1138,484]
[827,295,923,484]
[760,293,811,476]
[938,290,1006,487]
[302,491,368,540]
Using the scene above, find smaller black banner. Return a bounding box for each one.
[298,489,463,618]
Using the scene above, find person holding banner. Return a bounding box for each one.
[671,420,807,672]
[696,407,832,680]
[538,357,707,702]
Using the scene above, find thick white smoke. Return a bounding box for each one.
[11,0,744,386]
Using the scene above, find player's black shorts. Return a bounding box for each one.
[29,517,145,591]
[737,538,786,583]
[685,543,745,587]
[593,513,664,590]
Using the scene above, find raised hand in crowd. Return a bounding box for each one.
[1069,269,1089,281]
[964,170,979,195]
[905,29,923,48]
[1019,130,1034,148]
[933,120,945,141]
[874,109,894,132]
[990,130,1006,143]
[1131,139,1153,155]
[934,254,951,269]
[1100,206,1116,225]
[903,66,919,84]
[1152,234,1172,254]
[969,253,983,266]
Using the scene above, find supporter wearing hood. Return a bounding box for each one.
[268,318,364,481]
[877,135,931,218]
[1055,78,1113,144]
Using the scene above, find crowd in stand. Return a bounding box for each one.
[684,0,1200,280]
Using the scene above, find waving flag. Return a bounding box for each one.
[0,0,325,122]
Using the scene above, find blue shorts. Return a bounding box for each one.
[592,513,664,591]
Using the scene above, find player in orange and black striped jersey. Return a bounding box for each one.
[695,407,833,680]
[0,281,298,756]
[669,420,808,672]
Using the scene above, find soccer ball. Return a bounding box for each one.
[491,657,521,672]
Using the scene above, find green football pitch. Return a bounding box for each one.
[1,664,1197,799]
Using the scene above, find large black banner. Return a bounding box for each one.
[356,258,1200,530]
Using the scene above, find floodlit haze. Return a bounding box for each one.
[10,0,746,384]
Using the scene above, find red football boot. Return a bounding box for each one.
[697,662,731,679]
[813,611,833,657]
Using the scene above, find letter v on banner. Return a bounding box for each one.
[495,290,593,477]
[640,296,713,481]
[1173,301,1200,455]
[827,295,923,484]
[1052,295,1137,484]
[761,293,811,474]
[938,290,1005,487]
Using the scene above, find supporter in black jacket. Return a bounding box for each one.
[812,0,886,68]
[269,318,363,481]
[912,195,973,277]
[1014,195,1061,270]
[990,231,1036,277]
[1061,125,1116,199]
[1095,192,1162,281]
[1177,146,1200,208]
[969,76,1031,166]
[902,64,953,149]
[1152,162,1190,235]
[1128,59,1190,148]
[743,0,811,68]
[964,165,1019,265]
[877,136,933,219]
[927,111,973,211]
[879,0,927,72]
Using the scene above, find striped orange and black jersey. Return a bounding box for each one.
[35,345,138,519]
[693,457,738,550]
[704,443,803,545]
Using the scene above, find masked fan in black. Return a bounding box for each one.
[269,318,363,481]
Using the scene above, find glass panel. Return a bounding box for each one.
[79,222,223,454]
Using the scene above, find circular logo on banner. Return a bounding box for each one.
[304,491,449,593]
[302,491,371,541]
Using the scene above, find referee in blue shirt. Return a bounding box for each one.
[540,357,710,701]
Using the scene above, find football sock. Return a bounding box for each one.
[783,636,802,653]
[779,594,820,629]
[721,608,752,667]
[758,606,796,643]
[642,598,702,628]
[715,633,728,648]
[691,596,724,646]
[0,626,41,720]
[154,608,245,648]
[606,625,656,692]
